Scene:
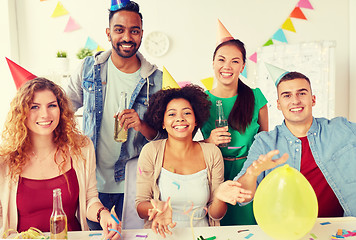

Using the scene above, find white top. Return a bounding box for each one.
[96,57,140,193]
[158,168,210,227]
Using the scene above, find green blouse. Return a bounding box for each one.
[201,88,267,158]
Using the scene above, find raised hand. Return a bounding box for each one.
[148,198,176,238]
[214,180,252,205]
[247,150,289,177]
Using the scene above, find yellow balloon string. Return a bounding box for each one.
[2,227,48,239]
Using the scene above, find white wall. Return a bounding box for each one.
[0,0,354,132]
[350,0,356,122]
[0,0,18,132]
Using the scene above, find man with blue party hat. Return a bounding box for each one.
[63,0,162,229]
[218,65,356,218]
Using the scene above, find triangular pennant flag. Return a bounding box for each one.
[240,66,247,79]
[265,63,290,86]
[162,67,180,89]
[85,37,98,50]
[297,0,313,10]
[96,45,105,52]
[290,7,307,20]
[249,52,257,63]
[6,57,37,90]
[263,39,274,47]
[281,18,296,32]
[200,77,214,91]
[217,19,234,45]
[272,29,288,43]
[51,2,69,18]
[64,17,81,32]
[177,81,191,88]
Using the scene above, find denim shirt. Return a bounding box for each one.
[64,50,162,182]
[235,117,356,216]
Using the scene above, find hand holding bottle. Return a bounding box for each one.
[206,126,231,146]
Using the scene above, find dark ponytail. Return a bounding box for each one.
[228,79,254,133]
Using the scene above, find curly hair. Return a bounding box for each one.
[0,77,88,180]
[144,84,211,137]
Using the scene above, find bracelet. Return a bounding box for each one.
[97,206,109,223]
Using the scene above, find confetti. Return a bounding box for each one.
[136,234,148,238]
[109,228,122,237]
[111,213,121,225]
[320,221,331,225]
[89,233,102,236]
[245,233,254,239]
[228,146,242,149]
[310,233,317,238]
[172,181,180,189]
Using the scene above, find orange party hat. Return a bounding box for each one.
[217,19,234,45]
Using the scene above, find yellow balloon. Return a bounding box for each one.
[253,164,318,240]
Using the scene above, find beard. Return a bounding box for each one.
[111,38,141,59]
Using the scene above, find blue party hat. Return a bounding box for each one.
[265,63,290,87]
[111,0,130,11]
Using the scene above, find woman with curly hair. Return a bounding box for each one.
[0,78,121,239]
[135,85,251,238]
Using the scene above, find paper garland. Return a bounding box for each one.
[49,1,104,52]
[45,0,314,88]
[245,0,314,75]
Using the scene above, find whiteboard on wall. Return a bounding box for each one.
[254,41,336,130]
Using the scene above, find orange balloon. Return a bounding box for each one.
[253,164,318,240]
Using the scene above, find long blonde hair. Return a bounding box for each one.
[0,77,88,180]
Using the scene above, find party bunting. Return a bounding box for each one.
[51,2,68,18]
[297,0,313,10]
[263,39,274,47]
[177,81,191,88]
[240,67,247,79]
[64,17,81,32]
[272,29,288,43]
[200,77,214,91]
[96,45,106,52]
[281,18,296,32]
[249,52,257,63]
[85,37,98,50]
[290,7,307,20]
[162,67,180,89]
